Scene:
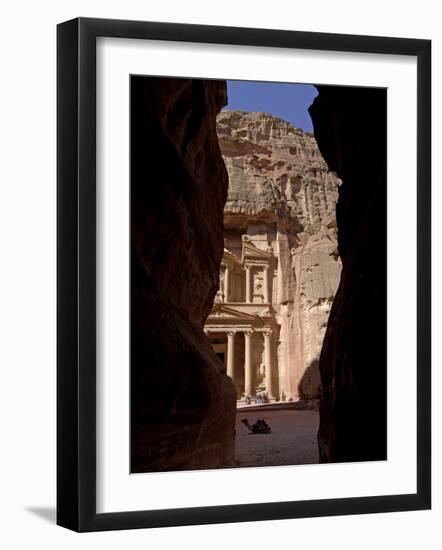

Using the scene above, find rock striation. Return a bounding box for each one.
[309,86,387,463]
[130,77,236,473]
[212,110,342,401]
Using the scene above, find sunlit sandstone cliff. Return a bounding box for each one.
[208,110,342,402]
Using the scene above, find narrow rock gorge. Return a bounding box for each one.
[130,77,236,472]
[130,78,386,472]
[309,86,387,463]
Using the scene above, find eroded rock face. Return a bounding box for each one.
[215,110,342,401]
[309,86,387,463]
[131,77,236,472]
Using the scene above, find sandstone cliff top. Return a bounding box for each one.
[216,109,340,235]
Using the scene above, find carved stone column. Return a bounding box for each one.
[263,265,269,303]
[227,331,235,380]
[244,330,253,396]
[245,265,251,303]
[264,330,274,398]
[224,266,230,302]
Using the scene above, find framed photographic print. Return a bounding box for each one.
[57,17,431,532]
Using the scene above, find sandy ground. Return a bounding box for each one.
[234,408,319,468]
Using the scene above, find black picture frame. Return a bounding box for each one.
[57,17,431,532]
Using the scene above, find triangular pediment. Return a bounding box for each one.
[222,248,240,267]
[242,240,273,262]
[208,303,259,320]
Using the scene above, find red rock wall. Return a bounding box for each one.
[130,77,236,472]
[309,86,387,463]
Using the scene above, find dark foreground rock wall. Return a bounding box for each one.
[130,77,236,472]
[309,86,387,463]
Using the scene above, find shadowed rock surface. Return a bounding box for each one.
[309,86,387,463]
[130,77,236,472]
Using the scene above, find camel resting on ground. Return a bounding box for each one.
[241,418,271,434]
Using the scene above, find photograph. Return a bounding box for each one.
[130,76,387,474]
[0,0,435,544]
[55,15,430,532]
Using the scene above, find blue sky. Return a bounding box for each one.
[224,80,317,133]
